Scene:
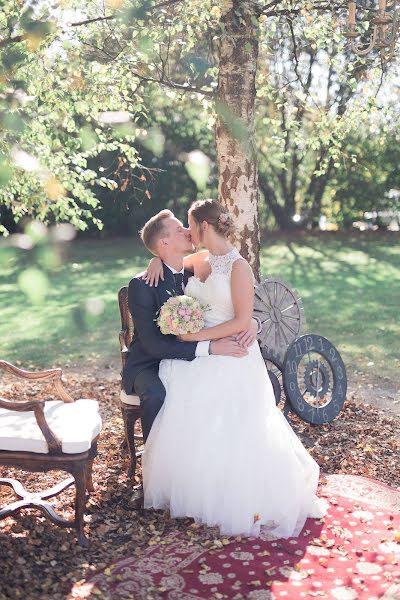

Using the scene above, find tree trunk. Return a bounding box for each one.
[258,172,298,230]
[216,0,260,280]
[303,152,335,227]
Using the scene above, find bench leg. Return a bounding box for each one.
[85,460,95,494]
[73,464,89,547]
[85,440,97,494]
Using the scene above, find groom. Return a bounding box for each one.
[122,209,256,443]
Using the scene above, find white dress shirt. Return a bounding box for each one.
[164,262,210,357]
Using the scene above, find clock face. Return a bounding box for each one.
[283,334,347,425]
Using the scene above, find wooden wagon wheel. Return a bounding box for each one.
[254,276,306,364]
[259,347,292,418]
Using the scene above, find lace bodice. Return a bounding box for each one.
[185,247,244,327]
[208,248,242,276]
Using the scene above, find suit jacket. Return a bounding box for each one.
[122,263,197,394]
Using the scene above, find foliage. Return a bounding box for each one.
[1,0,399,235]
[0,2,146,234]
[84,90,216,236]
[255,12,398,229]
[327,129,400,227]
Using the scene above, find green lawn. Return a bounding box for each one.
[1,233,399,386]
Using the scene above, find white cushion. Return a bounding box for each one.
[120,390,140,406]
[0,399,102,454]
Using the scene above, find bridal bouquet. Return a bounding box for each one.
[157,295,208,335]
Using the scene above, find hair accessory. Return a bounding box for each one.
[218,213,229,225]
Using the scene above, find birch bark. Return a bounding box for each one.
[216,0,260,279]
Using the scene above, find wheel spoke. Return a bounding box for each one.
[264,284,273,308]
[281,302,295,314]
[274,322,280,349]
[280,314,300,321]
[281,319,297,336]
[277,288,289,309]
[280,326,289,346]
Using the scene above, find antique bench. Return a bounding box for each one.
[0,360,101,546]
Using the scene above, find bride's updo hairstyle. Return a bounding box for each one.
[189,199,236,240]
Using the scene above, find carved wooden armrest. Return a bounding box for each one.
[0,360,74,403]
[0,397,62,454]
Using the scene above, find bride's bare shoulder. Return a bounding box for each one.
[231,256,255,282]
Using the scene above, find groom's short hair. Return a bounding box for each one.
[140,209,174,254]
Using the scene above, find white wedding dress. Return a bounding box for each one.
[143,248,327,539]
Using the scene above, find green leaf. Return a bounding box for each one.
[18,267,49,304]
[185,150,211,190]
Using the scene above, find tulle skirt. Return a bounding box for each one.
[143,343,327,538]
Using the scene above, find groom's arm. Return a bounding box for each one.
[128,277,198,361]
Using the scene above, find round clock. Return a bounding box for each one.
[283,334,347,424]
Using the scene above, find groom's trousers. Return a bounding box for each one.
[133,365,166,442]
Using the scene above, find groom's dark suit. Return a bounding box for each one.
[122,263,198,441]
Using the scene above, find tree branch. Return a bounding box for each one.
[288,19,301,83]
[255,0,283,16]
[0,16,116,50]
[0,34,24,48]
[130,69,215,97]
[67,0,184,27]
[69,16,115,27]
[262,3,347,17]
[151,0,185,9]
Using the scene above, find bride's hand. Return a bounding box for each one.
[235,319,258,348]
[142,257,164,286]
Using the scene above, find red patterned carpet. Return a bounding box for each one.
[71,475,400,600]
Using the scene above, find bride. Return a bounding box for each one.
[142,199,327,539]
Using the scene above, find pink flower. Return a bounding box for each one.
[158,294,205,335]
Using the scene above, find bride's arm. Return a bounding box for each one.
[143,250,209,286]
[179,260,254,342]
[183,250,209,272]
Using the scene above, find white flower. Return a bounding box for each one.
[230,551,254,561]
[352,510,374,521]
[198,572,223,585]
[306,545,330,556]
[331,587,359,600]
[356,561,382,575]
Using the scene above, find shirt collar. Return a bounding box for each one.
[164,262,184,276]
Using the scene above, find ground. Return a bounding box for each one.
[0,232,399,598]
[0,371,398,600]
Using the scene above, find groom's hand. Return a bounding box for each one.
[235,318,259,348]
[210,338,248,357]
